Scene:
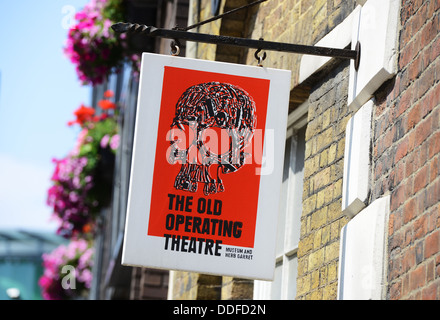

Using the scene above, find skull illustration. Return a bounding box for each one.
[167,82,257,196]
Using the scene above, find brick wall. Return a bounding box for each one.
[163,0,440,300]
[169,272,253,300]
[130,268,169,299]
[191,0,356,86]
[169,0,358,301]
[189,0,221,60]
[221,277,254,300]
[371,0,440,300]
[296,61,351,300]
[244,0,356,87]
[169,272,222,300]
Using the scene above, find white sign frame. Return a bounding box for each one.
[122,52,291,280]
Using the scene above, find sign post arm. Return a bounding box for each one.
[111,22,361,70]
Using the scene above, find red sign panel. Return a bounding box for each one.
[148,66,270,248]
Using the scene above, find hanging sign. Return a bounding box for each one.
[122,52,291,280]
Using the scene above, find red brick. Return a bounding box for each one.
[415,240,424,264]
[383,126,395,154]
[395,161,406,187]
[437,205,440,229]
[406,102,421,130]
[406,176,414,200]
[400,8,413,31]
[421,46,433,71]
[425,230,440,258]
[391,184,406,211]
[401,0,424,25]
[427,86,440,117]
[421,281,438,300]
[401,2,425,42]
[430,156,439,183]
[389,229,403,253]
[414,215,428,240]
[430,34,440,62]
[399,67,411,92]
[425,179,440,210]
[404,198,416,224]
[388,211,397,236]
[416,67,436,100]
[408,54,422,80]
[395,137,409,163]
[421,14,439,47]
[389,254,403,279]
[428,132,440,160]
[428,205,440,233]
[427,259,435,282]
[399,44,411,72]
[376,107,387,123]
[436,255,440,277]
[405,152,416,177]
[409,120,431,155]
[431,0,440,13]
[374,158,384,179]
[414,165,429,193]
[419,141,429,166]
[410,264,426,291]
[402,274,410,297]
[399,87,414,115]
[404,226,414,247]
[419,88,436,118]
[415,2,431,34]
[389,281,402,300]
[402,247,416,272]
[407,126,417,153]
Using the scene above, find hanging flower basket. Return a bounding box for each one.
[64,0,139,85]
[39,239,94,300]
[47,91,119,238]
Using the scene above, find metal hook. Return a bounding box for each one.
[170,39,181,56]
[254,38,267,67]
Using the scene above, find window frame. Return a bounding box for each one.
[254,102,308,300]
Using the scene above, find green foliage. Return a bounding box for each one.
[103,0,126,22]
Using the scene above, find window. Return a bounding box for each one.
[254,104,307,300]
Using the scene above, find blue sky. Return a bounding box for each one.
[0,0,91,230]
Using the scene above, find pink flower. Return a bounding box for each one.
[100,134,110,148]
[47,154,94,238]
[39,239,94,300]
[71,128,89,156]
[110,134,120,150]
[63,0,127,85]
[74,12,87,21]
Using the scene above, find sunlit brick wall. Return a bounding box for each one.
[296,61,352,300]
[372,0,440,300]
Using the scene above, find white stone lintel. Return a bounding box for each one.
[342,99,373,217]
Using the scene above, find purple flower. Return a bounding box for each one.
[110,134,120,150]
[47,155,94,238]
[39,239,94,300]
[63,0,128,85]
[100,134,110,148]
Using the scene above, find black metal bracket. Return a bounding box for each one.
[112,22,361,71]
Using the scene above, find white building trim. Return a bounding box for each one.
[338,195,390,300]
